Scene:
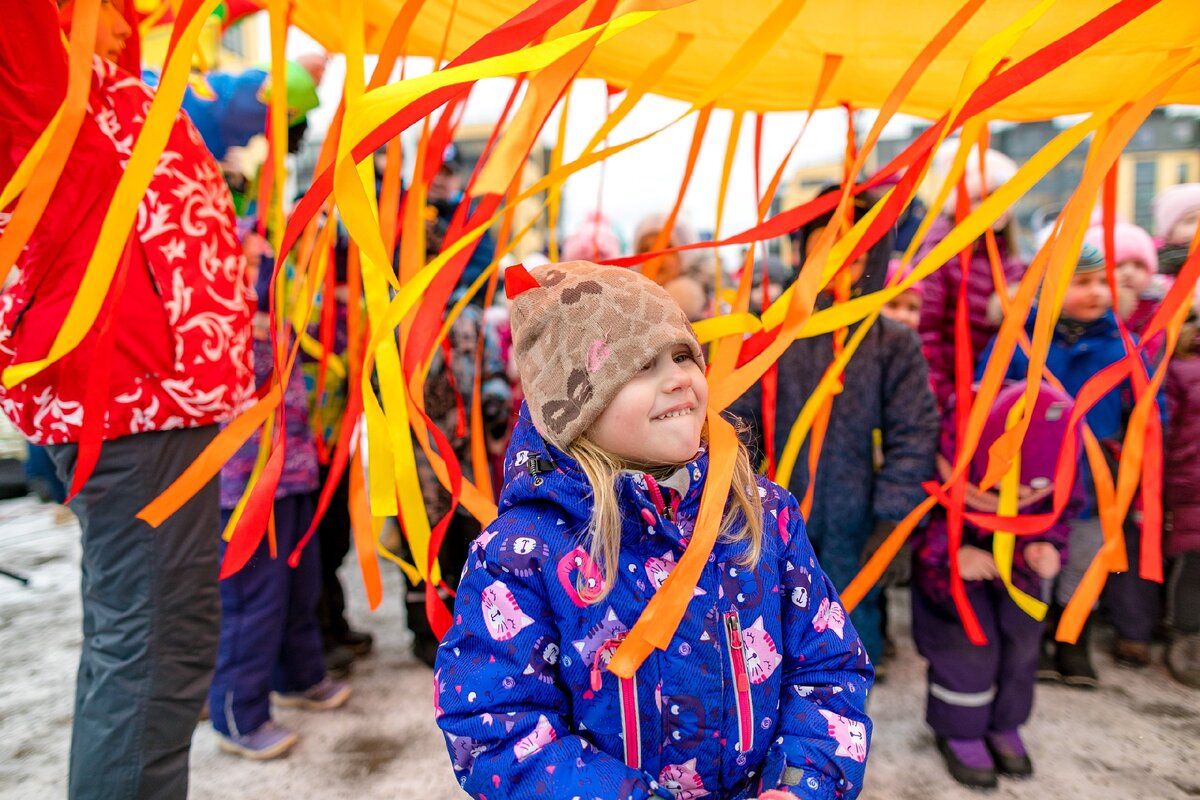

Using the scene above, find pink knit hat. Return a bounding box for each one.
[561,213,622,262]
[1083,222,1158,273]
[1153,183,1200,242]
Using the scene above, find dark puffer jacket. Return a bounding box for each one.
[730,310,939,665]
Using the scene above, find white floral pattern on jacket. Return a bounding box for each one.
[0,57,253,445]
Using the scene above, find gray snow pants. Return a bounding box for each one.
[48,426,220,800]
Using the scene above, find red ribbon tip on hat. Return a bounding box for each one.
[505,263,541,300]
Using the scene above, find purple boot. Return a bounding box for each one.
[986,729,1033,777]
[936,736,998,789]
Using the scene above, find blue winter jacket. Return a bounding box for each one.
[977,310,1161,441]
[434,406,874,799]
[977,310,1165,515]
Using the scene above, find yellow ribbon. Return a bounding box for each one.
[992,397,1048,620]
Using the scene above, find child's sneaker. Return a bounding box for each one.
[216,721,298,760]
[935,736,998,789]
[1167,633,1200,689]
[985,729,1033,777]
[272,677,351,711]
[1112,638,1151,668]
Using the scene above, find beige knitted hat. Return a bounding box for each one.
[505,260,705,450]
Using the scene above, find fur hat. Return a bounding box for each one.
[506,261,704,449]
[1152,183,1200,243]
[1083,222,1158,273]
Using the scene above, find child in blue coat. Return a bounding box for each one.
[435,261,874,799]
[977,242,1164,686]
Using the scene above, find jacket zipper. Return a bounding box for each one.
[590,634,641,769]
[644,475,675,522]
[724,611,754,753]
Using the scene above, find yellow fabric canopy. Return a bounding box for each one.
[289,0,1200,119]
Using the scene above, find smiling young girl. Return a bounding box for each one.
[434,261,874,799]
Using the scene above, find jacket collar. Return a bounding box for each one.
[499,403,709,546]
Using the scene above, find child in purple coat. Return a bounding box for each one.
[209,259,351,760]
[913,381,1079,789]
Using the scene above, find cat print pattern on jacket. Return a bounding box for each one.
[435,405,874,799]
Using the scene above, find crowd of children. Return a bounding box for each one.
[421,172,1199,797]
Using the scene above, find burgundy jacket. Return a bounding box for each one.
[1165,355,1200,556]
[916,215,1025,411]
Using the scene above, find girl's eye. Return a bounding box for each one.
[673,352,691,364]
[640,360,655,372]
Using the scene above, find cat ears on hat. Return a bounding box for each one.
[505,263,542,300]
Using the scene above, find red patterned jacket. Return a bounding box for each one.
[0,8,253,445]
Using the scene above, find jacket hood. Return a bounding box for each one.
[497,403,711,542]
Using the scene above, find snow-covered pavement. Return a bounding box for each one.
[1,496,1197,799]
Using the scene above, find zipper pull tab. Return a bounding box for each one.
[725,612,743,649]
[590,664,604,692]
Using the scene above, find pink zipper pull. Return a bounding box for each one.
[590,665,604,692]
[644,475,666,516]
[590,635,626,692]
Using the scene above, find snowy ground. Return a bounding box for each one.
[1,495,1198,800]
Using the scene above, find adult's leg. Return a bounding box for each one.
[26,442,66,503]
[50,426,220,800]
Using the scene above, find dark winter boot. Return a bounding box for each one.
[986,729,1033,777]
[1057,618,1099,689]
[1037,604,1063,683]
[1167,633,1200,689]
[1112,638,1151,668]
[324,644,356,680]
[936,737,998,789]
[338,628,375,657]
